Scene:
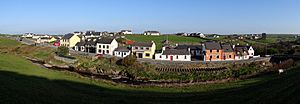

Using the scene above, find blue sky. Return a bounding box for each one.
[1,0,300,35]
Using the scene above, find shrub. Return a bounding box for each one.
[57,46,69,56]
[121,54,137,67]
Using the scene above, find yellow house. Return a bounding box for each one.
[49,37,58,43]
[131,41,156,59]
[60,33,81,48]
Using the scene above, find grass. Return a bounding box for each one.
[1,53,300,104]
[125,34,207,50]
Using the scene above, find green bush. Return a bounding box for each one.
[57,46,69,56]
[121,54,137,67]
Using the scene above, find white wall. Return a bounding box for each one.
[114,51,131,57]
[96,39,118,55]
[155,54,191,61]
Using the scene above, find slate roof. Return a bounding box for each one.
[234,46,249,55]
[62,33,75,39]
[162,49,190,55]
[205,42,222,50]
[176,45,203,50]
[144,31,160,33]
[75,41,85,47]
[115,47,130,52]
[97,38,114,44]
[222,45,234,52]
[132,42,153,47]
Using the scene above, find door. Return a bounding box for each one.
[138,53,143,58]
[170,56,173,61]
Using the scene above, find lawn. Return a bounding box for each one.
[125,34,207,50]
[1,53,300,104]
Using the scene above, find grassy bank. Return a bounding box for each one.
[1,53,300,104]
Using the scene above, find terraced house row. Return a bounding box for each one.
[60,33,255,62]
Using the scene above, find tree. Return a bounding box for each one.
[57,46,69,56]
[121,54,137,67]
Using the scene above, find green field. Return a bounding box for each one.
[125,35,207,50]
[1,53,300,104]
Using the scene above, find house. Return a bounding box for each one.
[144,31,160,36]
[114,46,131,58]
[21,33,34,38]
[96,38,118,55]
[120,30,133,35]
[155,46,191,61]
[204,42,223,61]
[74,41,86,52]
[32,34,50,39]
[60,33,81,48]
[189,33,206,38]
[221,44,235,60]
[175,44,204,60]
[36,37,51,43]
[74,38,99,53]
[131,41,156,59]
[49,37,58,42]
[84,31,102,38]
[233,45,255,60]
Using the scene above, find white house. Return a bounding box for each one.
[120,30,133,35]
[144,31,160,36]
[233,45,254,60]
[96,38,118,55]
[155,46,191,61]
[114,46,131,58]
[22,33,34,38]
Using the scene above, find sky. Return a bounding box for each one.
[0,0,300,35]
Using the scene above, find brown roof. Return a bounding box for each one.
[222,45,234,52]
[205,42,222,50]
[132,42,153,47]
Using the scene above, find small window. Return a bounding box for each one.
[141,47,144,50]
[99,45,101,48]
[106,50,109,53]
[107,45,109,49]
[146,53,150,57]
[229,55,232,58]
[146,47,150,50]
[216,55,219,59]
[119,52,121,55]
[176,56,179,59]
[210,50,212,53]
[210,55,212,59]
[99,49,102,53]
[184,56,187,59]
[217,50,219,52]
[102,45,105,48]
[135,47,138,49]
[159,55,162,58]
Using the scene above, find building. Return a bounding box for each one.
[114,46,131,58]
[74,38,99,53]
[144,31,160,36]
[175,44,204,60]
[96,38,118,55]
[131,41,156,59]
[120,30,133,35]
[189,33,206,38]
[155,46,191,61]
[21,33,34,38]
[233,45,255,60]
[221,44,235,60]
[60,33,81,48]
[204,42,223,61]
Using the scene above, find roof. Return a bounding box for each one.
[176,45,202,50]
[234,46,249,55]
[144,31,160,33]
[132,42,153,47]
[62,33,75,39]
[75,41,85,47]
[222,45,234,52]
[205,42,222,50]
[121,30,132,32]
[115,47,130,52]
[162,49,190,55]
[97,38,114,44]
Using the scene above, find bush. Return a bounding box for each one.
[57,46,69,56]
[121,54,137,67]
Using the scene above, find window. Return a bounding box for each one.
[217,50,219,52]
[159,55,162,58]
[135,47,138,49]
[176,56,179,59]
[102,50,105,54]
[166,55,168,58]
[102,45,105,48]
[184,56,187,59]
[99,49,102,53]
[145,53,150,57]
[210,50,212,53]
[99,45,101,48]
[106,50,109,54]
[107,45,109,49]
[146,47,150,50]
[216,55,219,59]
[229,55,232,58]
[119,52,121,55]
[210,55,212,59]
[141,47,144,50]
